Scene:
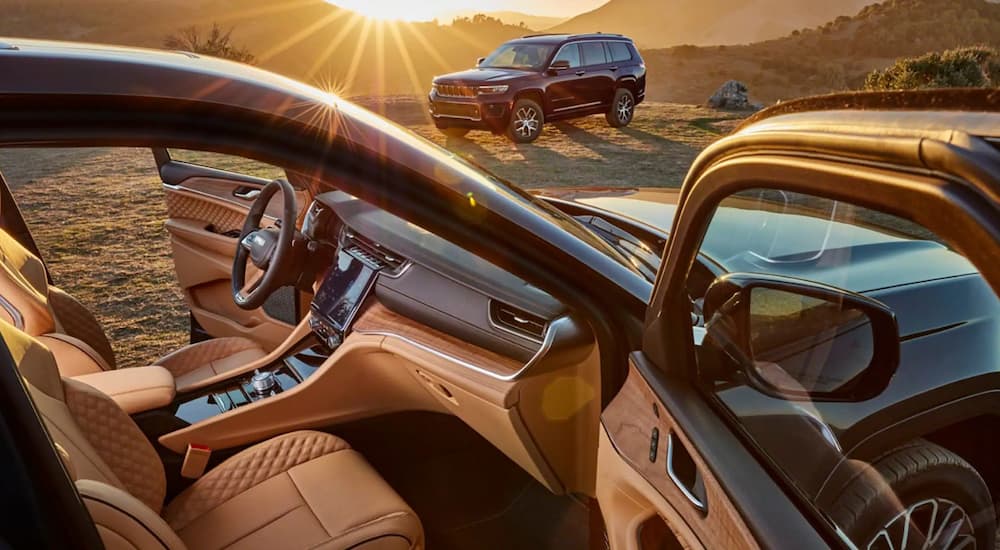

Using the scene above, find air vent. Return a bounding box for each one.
[343,231,405,272]
[489,301,547,341]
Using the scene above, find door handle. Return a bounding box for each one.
[610,66,619,71]
[575,70,586,76]
[666,433,707,512]
[233,187,261,200]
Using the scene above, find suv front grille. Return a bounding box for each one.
[436,84,476,98]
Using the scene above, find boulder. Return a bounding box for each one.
[707,80,759,110]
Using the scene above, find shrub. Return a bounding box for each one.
[864,46,1000,90]
[164,23,255,64]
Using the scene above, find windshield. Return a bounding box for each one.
[480,43,554,71]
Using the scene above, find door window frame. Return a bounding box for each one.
[642,146,1000,546]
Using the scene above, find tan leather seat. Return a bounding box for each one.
[0,228,266,390]
[3,321,423,549]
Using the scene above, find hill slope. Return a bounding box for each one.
[639,0,1000,103]
[1,0,528,97]
[550,0,871,47]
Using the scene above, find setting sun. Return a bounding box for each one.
[326,0,480,21]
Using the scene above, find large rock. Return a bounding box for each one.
[707,80,759,110]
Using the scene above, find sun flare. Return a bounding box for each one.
[325,0,454,21]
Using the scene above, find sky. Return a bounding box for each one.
[326,0,605,21]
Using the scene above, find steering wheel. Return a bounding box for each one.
[232,178,297,310]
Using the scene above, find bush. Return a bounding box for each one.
[864,46,1000,90]
[164,23,255,64]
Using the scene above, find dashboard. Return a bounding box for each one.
[303,190,571,368]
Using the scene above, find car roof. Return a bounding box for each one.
[508,33,630,45]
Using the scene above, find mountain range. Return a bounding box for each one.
[2,0,999,104]
[550,0,873,47]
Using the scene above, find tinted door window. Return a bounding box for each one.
[607,41,632,63]
[688,188,996,549]
[552,44,581,68]
[580,42,607,66]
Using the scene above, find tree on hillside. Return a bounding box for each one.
[164,23,255,64]
[864,46,1000,90]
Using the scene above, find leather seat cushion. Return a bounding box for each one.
[154,336,266,389]
[164,431,423,550]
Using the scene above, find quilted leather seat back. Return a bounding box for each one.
[0,229,56,336]
[0,321,166,511]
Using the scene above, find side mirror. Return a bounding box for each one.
[476,57,486,66]
[701,273,899,402]
[548,59,571,73]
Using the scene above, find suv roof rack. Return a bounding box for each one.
[520,33,568,38]
[569,33,625,38]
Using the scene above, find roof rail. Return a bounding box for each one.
[569,32,625,38]
[520,33,566,38]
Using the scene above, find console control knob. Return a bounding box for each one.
[250,370,277,394]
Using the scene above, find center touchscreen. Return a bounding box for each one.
[311,250,378,332]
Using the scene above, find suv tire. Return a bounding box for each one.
[606,88,635,128]
[507,99,544,143]
[829,440,995,549]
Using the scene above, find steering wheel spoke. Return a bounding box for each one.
[231,178,298,310]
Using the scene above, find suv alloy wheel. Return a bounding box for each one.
[607,88,635,128]
[508,98,544,143]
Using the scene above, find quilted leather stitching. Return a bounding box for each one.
[49,287,117,370]
[64,379,166,513]
[166,193,245,233]
[163,431,349,530]
[154,337,262,377]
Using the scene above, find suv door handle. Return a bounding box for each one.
[575,70,586,76]
[610,66,619,71]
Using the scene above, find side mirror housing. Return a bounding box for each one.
[476,57,486,66]
[548,59,571,74]
[701,273,899,402]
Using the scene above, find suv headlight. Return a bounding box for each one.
[477,85,509,95]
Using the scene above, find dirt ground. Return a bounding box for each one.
[0,100,741,366]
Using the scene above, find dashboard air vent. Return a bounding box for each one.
[343,231,406,272]
[490,301,547,341]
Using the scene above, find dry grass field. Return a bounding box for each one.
[0,100,741,367]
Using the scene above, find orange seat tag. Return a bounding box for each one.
[181,444,211,479]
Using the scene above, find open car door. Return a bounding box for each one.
[152,148,312,351]
[595,116,1000,549]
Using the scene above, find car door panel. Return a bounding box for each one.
[600,357,758,549]
[158,158,311,350]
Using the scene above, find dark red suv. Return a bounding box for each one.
[429,33,646,143]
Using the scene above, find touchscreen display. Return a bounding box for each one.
[312,250,377,331]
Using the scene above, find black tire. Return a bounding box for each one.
[606,88,635,128]
[829,440,995,549]
[437,126,469,138]
[507,99,544,143]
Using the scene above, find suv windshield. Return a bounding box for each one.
[480,43,555,71]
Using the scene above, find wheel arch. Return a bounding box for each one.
[514,89,546,115]
[816,390,1000,509]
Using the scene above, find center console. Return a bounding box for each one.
[168,247,385,426]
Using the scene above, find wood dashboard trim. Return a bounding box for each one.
[602,363,758,549]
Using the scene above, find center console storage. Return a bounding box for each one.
[73,366,176,415]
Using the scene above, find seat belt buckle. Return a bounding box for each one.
[181,444,211,479]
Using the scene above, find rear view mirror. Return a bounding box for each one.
[549,59,571,72]
[702,273,899,402]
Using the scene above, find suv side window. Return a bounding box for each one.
[607,41,632,63]
[552,43,581,68]
[580,41,607,66]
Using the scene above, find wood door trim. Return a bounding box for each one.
[602,362,758,549]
